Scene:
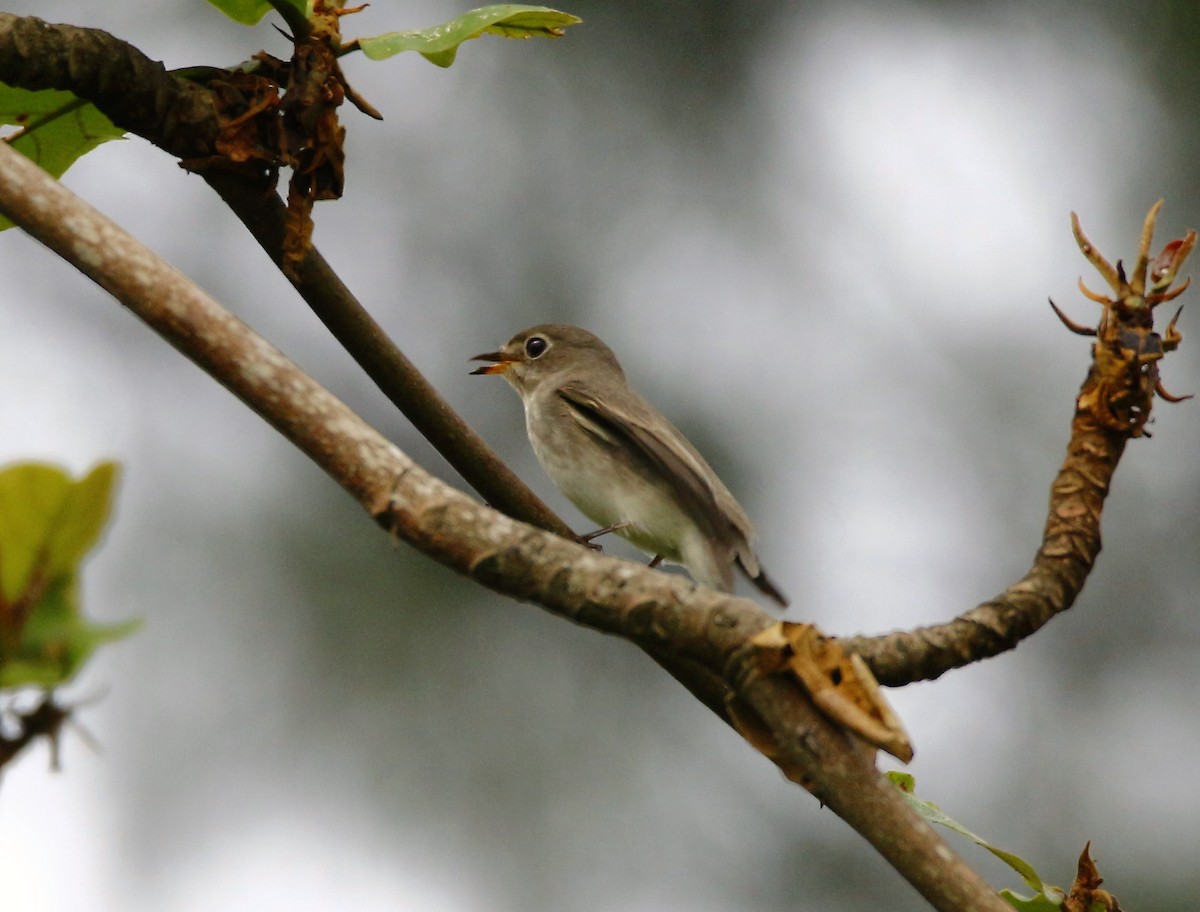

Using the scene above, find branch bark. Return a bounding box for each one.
[0,137,1012,912]
[0,15,217,159]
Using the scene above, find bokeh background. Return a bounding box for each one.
[3,1,1200,910]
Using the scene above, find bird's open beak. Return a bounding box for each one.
[469,351,518,375]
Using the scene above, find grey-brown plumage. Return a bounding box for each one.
[471,324,787,607]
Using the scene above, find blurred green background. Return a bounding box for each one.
[2,1,1200,910]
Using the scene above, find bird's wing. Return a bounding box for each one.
[556,381,747,540]
[558,381,788,607]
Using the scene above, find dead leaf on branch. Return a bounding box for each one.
[1063,843,1122,912]
[726,622,913,785]
[181,22,363,278]
[178,4,580,275]
[205,67,280,167]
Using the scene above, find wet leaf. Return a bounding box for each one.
[358,5,582,67]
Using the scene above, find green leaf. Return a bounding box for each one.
[0,461,137,688]
[886,771,1066,906]
[44,463,118,579]
[999,888,1066,911]
[0,84,126,232]
[358,4,582,67]
[0,463,72,601]
[0,576,141,688]
[205,0,310,26]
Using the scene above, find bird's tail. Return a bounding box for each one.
[739,555,788,608]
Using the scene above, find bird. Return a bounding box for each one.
[471,324,787,606]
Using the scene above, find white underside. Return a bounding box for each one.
[523,394,730,590]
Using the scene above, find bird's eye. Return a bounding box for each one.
[525,336,549,358]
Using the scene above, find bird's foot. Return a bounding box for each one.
[580,521,632,550]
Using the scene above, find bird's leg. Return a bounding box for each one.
[648,555,663,569]
[580,521,632,550]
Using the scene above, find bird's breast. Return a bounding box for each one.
[523,392,694,561]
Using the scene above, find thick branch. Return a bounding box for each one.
[0,139,1011,912]
[742,676,1006,910]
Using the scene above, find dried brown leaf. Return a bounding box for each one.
[1062,843,1122,912]
[740,623,914,762]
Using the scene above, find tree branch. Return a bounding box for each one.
[3,14,1188,904]
[847,203,1192,685]
[2,11,1189,700]
[0,137,1012,912]
[0,10,750,739]
[4,11,1193,725]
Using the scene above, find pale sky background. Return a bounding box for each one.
[3,2,1200,911]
